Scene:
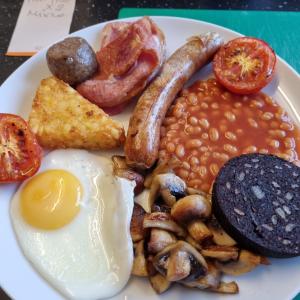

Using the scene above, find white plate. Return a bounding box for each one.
[0,16,300,300]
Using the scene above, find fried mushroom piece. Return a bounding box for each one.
[134,189,152,213]
[144,158,181,188]
[130,203,147,242]
[183,262,221,289]
[185,235,202,251]
[207,218,236,246]
[187,220,212,243]
[215,249,269,276]
[210,281,239,294]
[112,155,144,195]
[201,245,239,262]
[143,212,186,238]
[148,228,177,254]
[132,240,148,277]
[149,273,172,294]
[171,195,212,224]
[153,241,208,282]
[146,255,157,277]
[148,173,186,207]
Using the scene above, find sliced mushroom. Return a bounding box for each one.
[112,155,144,195]
[146,255,158,277]
[171,195,212,224]
[183,262,221,289]
[132,240,148,277]
[130,203,147,242]
[149,173,186,207]
[160,188,180,207]
[153,241,208,282]
[143,212,186,237]
[148,228,177,254]
[215,249,269,276]
[201,245,239,262]
[185,235,202,251]
[207,218,236,246]
[210,281,239,294]
[144,158,181,188]
[135,189,151,213]
[149,273,172,294]
[187,220,212,243]
[166,249,191,282]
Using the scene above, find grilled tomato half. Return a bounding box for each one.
[213,37,276,94]
[0,114,42,183]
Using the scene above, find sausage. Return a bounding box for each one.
[125,33,224,169]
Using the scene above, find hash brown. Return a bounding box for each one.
[28,76,125,149]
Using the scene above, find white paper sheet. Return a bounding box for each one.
[6,0,76,56]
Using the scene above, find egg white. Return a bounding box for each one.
[10,149,135,300]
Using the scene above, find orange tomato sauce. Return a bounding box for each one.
[159,78,300,193]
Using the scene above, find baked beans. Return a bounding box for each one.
[159,79,300,192]
[186,139,202,149]
[225,131,237,141]
[209,128,219,141]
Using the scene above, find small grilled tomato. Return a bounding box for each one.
[213,37,276,94]
[0,114,42,183]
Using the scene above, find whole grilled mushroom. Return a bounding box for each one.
[171,194,212,224]
[47,37,98,85]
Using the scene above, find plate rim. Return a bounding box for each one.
[1,15,299,92]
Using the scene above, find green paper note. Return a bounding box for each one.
[119,8,300,74]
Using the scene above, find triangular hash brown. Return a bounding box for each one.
[29,77,125,149]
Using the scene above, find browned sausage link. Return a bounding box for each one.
[125,33,223,169]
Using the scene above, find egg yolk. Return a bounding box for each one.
[20,170,82,230]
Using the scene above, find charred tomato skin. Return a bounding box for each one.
[213,37,276,94]
[0,114,42,183]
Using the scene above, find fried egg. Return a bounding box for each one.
[10,149,135,299]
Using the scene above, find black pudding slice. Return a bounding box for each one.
[212,153,300,258]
